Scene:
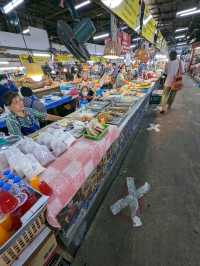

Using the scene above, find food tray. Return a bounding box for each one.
[88,101,110,111]
[83,124,109,141]
[0,195,48,266]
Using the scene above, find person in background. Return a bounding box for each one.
[0,74,18,108]
[64,67,74,82]
[20,86,46,113]
[126,69,133,81]
[4,91,62,136]
[160,50,184,113]
[79,86,94,103]
[115,64,128,88]
[112,63,119,80]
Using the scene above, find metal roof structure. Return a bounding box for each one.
[0,0,199,46]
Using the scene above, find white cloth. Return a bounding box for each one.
[164,59,183,87]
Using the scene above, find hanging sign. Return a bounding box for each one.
[141,6,157,43]
[117,31,131,53]
[54,54,74,62]
[101,0,140,30]
[19,55,49,65]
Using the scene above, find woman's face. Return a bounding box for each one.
[9,96,24,113]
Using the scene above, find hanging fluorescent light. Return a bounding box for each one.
[175,27,188,32]
[132,37,141,41]
[179,9,200,17]
[175,35,186,39]
[0,66,24,71]
[0,62,9,65]
[134,15,152,32]
[190,38,196,44]
[22,28,30,34]
[33,53,51,57]
[75,0,91,10]
[93,33,109,40]
[176,7,197,16]
[176,42,187,46]
[121,26,128,30]
[3,0,24,14]
[101,0,123,9]
[143,15,153,25]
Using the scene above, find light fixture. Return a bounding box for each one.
[0,61,9,65]
[143,15,153,25]
[0,66,24,71]
[121,26,128,30]
[75,0,91,10]
[22,28,30,34]
[176,7,197,16]
[190,38,196,44]
[179,9,200,17]
[134,15,152,32]
[33,53,51,57]
[101,0,123,9]
[93,33,109,40]
[3,0,24,14]
[25,63,44,82]
[176,42,187,46]
[132,37,141,41]
[175,35,186,39]
[175,27,188,32]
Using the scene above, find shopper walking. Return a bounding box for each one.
[160,51,184,113]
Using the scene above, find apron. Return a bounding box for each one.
[16,114,40,136]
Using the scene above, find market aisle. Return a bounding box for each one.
[72,76,200,266]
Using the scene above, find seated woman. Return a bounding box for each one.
[79,86,94,103]
[4,91,62,136]
[20,86,46,113]
[115,65,129,88]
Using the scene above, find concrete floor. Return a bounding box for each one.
[72,76,200,266]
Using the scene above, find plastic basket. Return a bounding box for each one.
[0,196,47,266]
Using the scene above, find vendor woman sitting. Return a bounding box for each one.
[4,91,62,136]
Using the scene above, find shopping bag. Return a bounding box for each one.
[171,60,183,91]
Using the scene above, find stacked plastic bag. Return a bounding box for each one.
[37,129,75,157]
[1,129,76,179]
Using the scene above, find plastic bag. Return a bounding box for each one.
[50,138,67,157]
[0,151,9,172]
[18,137,36,154]
[36,132,53,149]
[32,144,55,166]
[4,147,25,176]
[21,154,45,179]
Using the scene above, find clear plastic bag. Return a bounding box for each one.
[36,132,54,149]
[32,144,55,166]
[4,147,26,176]
[17,137,36,154]
[0,151,9,172]
[50,138,67,157]
[21,154,45,179]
